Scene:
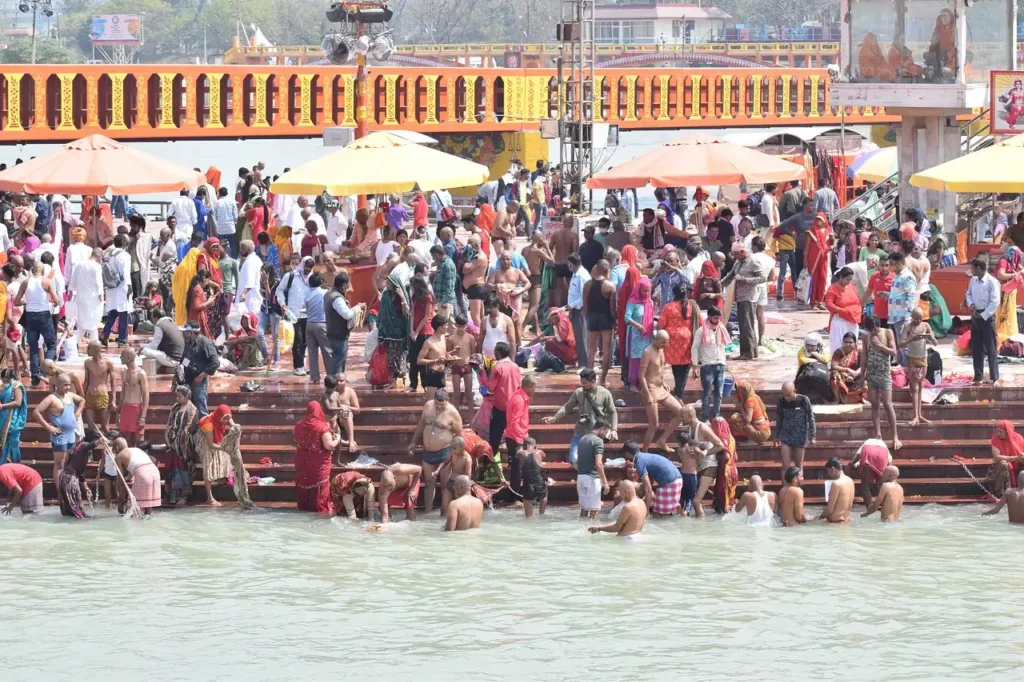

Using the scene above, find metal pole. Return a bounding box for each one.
[31,3,38,65]
[356,21,368,210]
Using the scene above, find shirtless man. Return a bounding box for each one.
[487,251,530,348]
[522,232,555,333]
[406,388,463,514]
[417,314,456,401]
[862,465,904,521]
[820,456,854,523]
[378,463,422,522]
[114,347,149,447]
[462,234,490,328]
[588,480,646,537]
[82,341,114,434]
[899,307,936,427]
[436,436,474,514]
[491,201,519,242]
[680,404,726,518]
[776,466,807,526]
[675,433,700,516]
[582,259,617,384]
[735,474,776,520]
[32,374,84,490]
[445,475,484,531]
[983,471,1024,523]
[447,314,474,408]
[549,213,579,308]
[639,331,684,452]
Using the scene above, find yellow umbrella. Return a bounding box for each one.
[910,133,1024,192]
[852,147,898,183]
[270,131,489,196]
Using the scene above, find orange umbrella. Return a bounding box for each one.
[587,133,809,189]
[0,134,206,195]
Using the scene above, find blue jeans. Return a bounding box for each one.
[24,311,55,382]
[568,433,582,466]
[191,377,209,416]
[328,337,349,376]
[776,251,795,300]
[101,310,129,344]
[700,363,726,421]
[890,319,908,367]
[258,311,281,362]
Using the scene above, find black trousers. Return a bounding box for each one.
[408,333,429,389]
[970,315,999,382]
[505,438,523,495]
[671,364,691,398]
[488,407,507,457]
[292,317,308,369]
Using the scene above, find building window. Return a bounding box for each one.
[621,20,654,42]
[595,21,619,43]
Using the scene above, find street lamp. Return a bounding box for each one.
[18,0,55,65]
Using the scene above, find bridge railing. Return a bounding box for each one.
[0,65,894,143]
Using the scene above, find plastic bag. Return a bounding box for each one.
[363,327,379,361]
[795,270,812,305]
[277,320,294,354]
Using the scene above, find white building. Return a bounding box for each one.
[593,3,731,45]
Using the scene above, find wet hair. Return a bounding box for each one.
[129,214,146,228]
[324,375,338,391]
[622,440,640,456]
[434,388,450,402]
[493,342,510,360]
[454,313,468,326]
[676,431,692,446]
[431,314,449,330]
[579,367,597,382]
[1,264,15,280]
[784,466,802,484]
[826,457,843,470]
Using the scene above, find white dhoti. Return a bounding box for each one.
[829,316,860,354]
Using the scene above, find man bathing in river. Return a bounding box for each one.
[862,465,904,521]
[622,439,682,516]
[776,466,807,526]
[445,475,483,531]
[378,463,422,522]
[437,436,473,514]
[983,471,1024,523]
[820,457,854,523]
[589,480,646,537]
[736,474,775,523]
[407,388,462,515]
[638,330,684,453]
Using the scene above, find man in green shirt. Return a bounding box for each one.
[542,367,618,465]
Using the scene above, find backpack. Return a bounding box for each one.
[101,249,124,289]
[366,345,390,387]
[746,190,762,217]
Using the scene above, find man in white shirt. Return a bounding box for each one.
[325,202,348,252]
[566,252,590,367]
[213,187,239,258]
[760,184,780,234]
[99,234,134,346]
[375,232,401,265]
[168,190,197,248]
[276,256,313,375]
[431,189,453,226]
[286,196,310,232]
[966,257,1001,383]
[750,236,776,341]
[68,246,104,343]
[236,240,264,317]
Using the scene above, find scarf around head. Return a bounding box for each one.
[627,278,654,336]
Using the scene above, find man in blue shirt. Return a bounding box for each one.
[33,194,51,236]
[623,439,682,516]
[566,252,590,367]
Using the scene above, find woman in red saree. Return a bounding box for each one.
[988,420,1024,499]
[294,401,341,513]
[710,416,738,514]
[185,270,219,339]
[804,213,833,309]
[616,245,642,384]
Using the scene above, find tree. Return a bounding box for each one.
[397,0,491,44]
[0,38,83,64]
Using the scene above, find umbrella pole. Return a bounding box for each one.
[91,195,99,248]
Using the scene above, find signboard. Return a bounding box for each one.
[990,70,1024,135]
[90,15,142,45]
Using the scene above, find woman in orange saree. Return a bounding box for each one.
[711,416,738,514]
[728,380,771,443]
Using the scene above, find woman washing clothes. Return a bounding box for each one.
[196,405,254,508]
[330,471,376,520]
[988,420,1024,499]
[294,401,342,514]
[223,311,265,370]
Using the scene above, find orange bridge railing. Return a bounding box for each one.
[0,65,895,143]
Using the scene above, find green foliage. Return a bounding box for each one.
[0,37,82,64]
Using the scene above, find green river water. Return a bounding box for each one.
[2,504,1023,681]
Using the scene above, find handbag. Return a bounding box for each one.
[795,270,812,305]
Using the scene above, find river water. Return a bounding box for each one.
[2,504,1021,681]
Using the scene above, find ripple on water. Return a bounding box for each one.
[3,504,1024,681]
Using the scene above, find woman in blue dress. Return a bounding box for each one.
[0,368,28,464]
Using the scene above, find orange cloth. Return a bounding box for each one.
[659,298,701,366]
[205,166,222,190]
[478,204,497,233]
[824,282,862,325]
[804,214,833,305]
[859,33,895,81]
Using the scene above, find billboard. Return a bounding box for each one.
[90,15,142,46]
[991,70,1024,135]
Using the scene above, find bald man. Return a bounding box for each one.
[735,474,776,522]
[983,471,1024,523]
[639,330,684,452]
[588,480,646,537]
[862,465,904,521]
[444,475,483,531]
[377,463,422,523]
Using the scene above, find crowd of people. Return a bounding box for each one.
[3,163,1024,531]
